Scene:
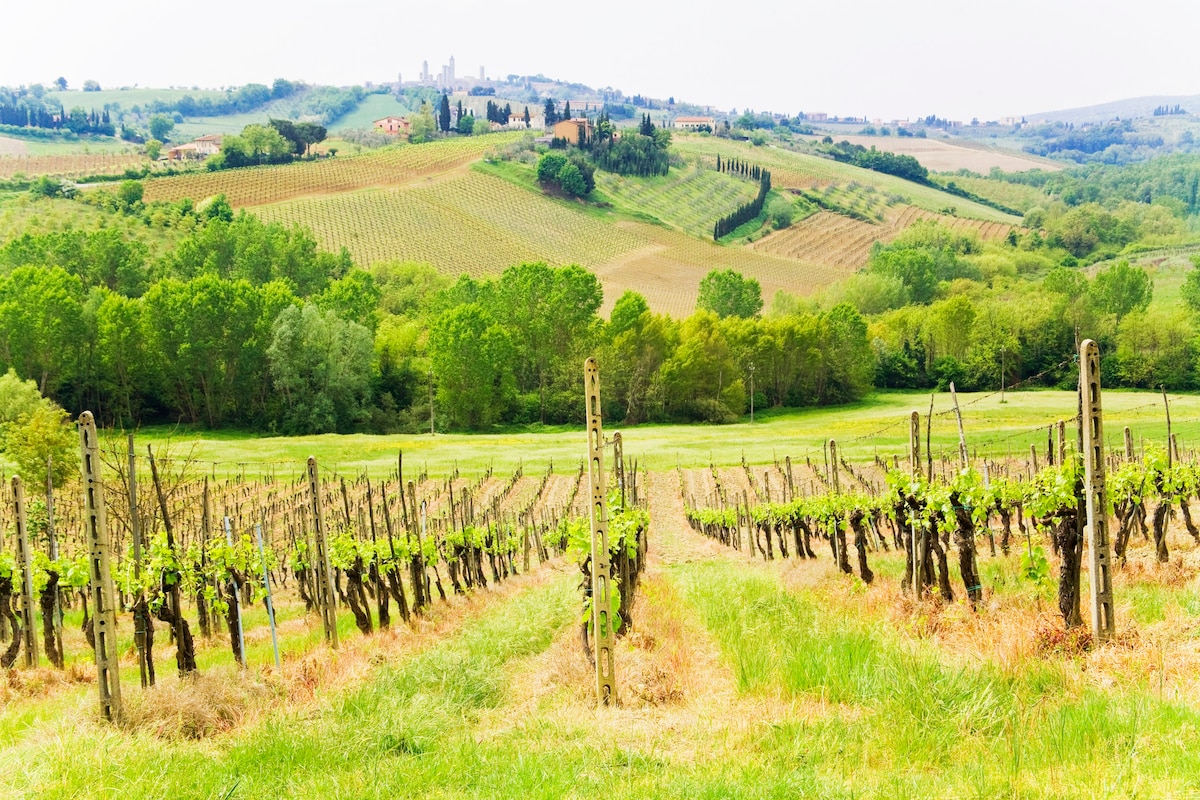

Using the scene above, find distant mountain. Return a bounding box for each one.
[1026,94,1200,125]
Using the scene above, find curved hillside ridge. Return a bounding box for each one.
[671,135,1022,224]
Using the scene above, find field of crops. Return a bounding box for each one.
[594,164,760,238]
[255,171,655,277]
[141,133,528,206]
[0,151,150,180]
[673,135,1021,223]
[752,202,1018,270]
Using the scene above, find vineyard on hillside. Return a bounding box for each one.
[752,201,1018,270]
[0,151,150,180]
[254,172,655,277]
[594,164,760,238]
[672,135,1022,223]
[141,133,527,207]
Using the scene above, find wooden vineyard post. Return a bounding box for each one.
[949,382,969,469]
[79,412,122,721]
[910,411,924,599]
[307,457,339,649]
[584,358,616,705]
[1081,340,1115,643]
[13,477,37,668]
[1124,427,1134,463]
[128,434,150,687]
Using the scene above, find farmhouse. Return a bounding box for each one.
[165,133,223,160]
[553,118,593,145]
[374,116,411,135]
[674,116,715,131]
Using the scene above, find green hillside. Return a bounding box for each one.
[672,135,1022,223]
[331,93,413,131]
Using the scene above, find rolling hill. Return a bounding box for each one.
[1026,94,1200,124]
[136,131,1025,316]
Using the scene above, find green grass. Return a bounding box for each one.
[120,388,1200,481]
[670,557,1200,797]
[0,573,578,799]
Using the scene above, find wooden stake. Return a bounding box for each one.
[79,412,122,721]
[13,477,37,668]
[1081,340,1115,642]
[584,357,616,705]
[307,457,338,649]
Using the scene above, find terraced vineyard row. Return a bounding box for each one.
[595,165,760,238]
[0,151,150,180]
[141,133,528,207]
[255,171,654,275]
[752,203,1018,271]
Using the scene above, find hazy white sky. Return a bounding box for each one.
[3,0,1197,121]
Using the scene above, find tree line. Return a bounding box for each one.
[714,164,771,239]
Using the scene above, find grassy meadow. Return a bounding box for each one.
[118,388,1200,481]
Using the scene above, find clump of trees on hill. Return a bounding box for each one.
[820,140,929,184]
[713,156,772,239]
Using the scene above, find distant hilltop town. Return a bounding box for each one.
[396,56,484,91]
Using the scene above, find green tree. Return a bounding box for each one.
[148,113,175,142]
[317,269,383,332]
[410,102,436,143]
[94,290,152,425]
[439,94,452,133]
[556,161,587,197]
[116,180,144,210]
[1090,260,1152,320]
[537,152,567,184]
[1181,256,1200,312]
[661,310,742,422]
[142,275,293,427]
[0,266,85,395]
[144,139,163,160]
[696,269,763,318]
[429,303,515,428]
[5,402,76,488]
[267,304,374,433]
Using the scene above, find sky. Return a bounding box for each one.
[3,0,1198,121]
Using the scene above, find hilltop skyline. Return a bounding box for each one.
[3,0,1199,121]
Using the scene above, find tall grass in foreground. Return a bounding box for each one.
[0,575,577,800]
[672,559,1200,798]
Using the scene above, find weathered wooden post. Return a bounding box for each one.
[79,412,122,721]
[1123,427,1134,463]
[584,357,616,705]
[1081,340,1115,643]
[127,435,150,686]
[1056,420,1067,466]
[949,382,969,469]
[910,411,924,598]
[13,477,37,668]
[1162,386,1173,469]
[307,457,339,649]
